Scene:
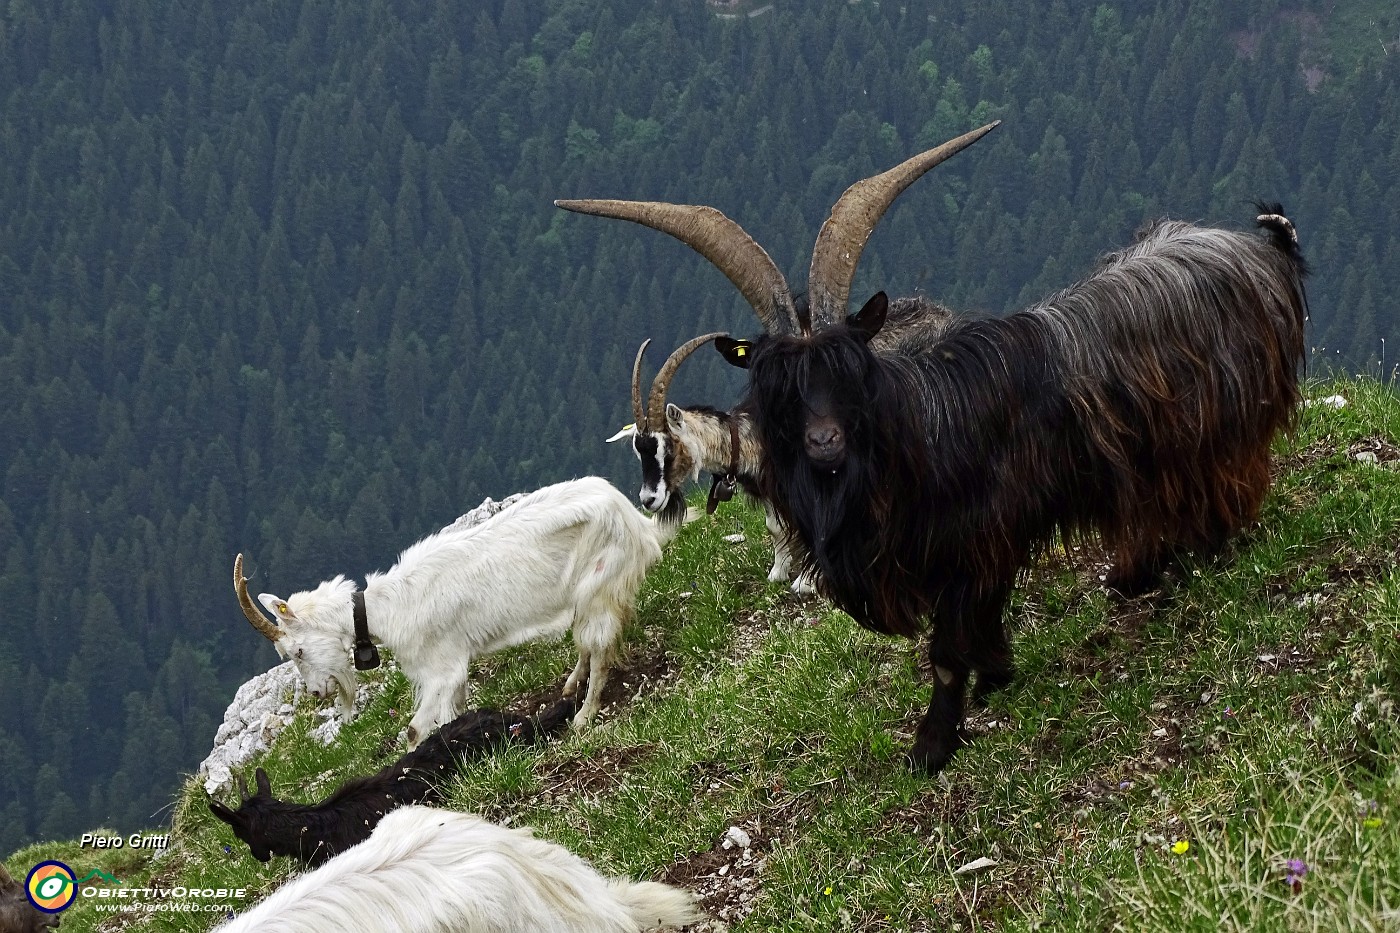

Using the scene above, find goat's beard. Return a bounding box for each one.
[770,446,887,619]
[748,330,931,638]
[658,490,687,524]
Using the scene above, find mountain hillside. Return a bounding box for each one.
[3,0,1400,852]
[5,377,1398,932]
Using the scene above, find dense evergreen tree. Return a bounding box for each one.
[1,0,1397,849]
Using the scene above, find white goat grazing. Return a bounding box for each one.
[214,806,702,933]
[234,477,678,748]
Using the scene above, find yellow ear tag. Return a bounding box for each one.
[278,604,288,614]
[622,422,635,431]
[736,346,747,357]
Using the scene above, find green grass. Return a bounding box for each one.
[7,376,1400,932]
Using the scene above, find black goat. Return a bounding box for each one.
[617,297,951,593]
[558,122,1308,774]
[209,699,576,865]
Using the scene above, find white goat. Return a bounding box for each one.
[214,805,702,933]
[234,477,678,748]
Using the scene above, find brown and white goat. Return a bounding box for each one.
[608,333,814,593]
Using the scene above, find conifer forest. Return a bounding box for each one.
[1,0,1398,851]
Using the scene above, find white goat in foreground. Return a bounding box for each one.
[235,477,679,748]
[214,806,702,933]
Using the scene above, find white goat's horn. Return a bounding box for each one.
[234,553,283,643]
[806,121,1000,330]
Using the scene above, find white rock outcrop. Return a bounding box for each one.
[198,661,303,796]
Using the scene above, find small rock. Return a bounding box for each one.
[724,826,752,849]
[953,856,997,874]
[722,533,746,544]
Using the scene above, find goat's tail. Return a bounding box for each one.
[1252,200,1312,366]
[530,697,580,738]
[1254,201,1308,273]
[611,879,705,929]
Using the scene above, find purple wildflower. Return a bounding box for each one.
[1284,858,1308,893]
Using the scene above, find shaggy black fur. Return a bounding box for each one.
[209,699,577,865]
[733,210,1308,774]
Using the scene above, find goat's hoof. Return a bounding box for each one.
[906,732,966,776]
[1103,566,1163,599]
[970,670,1014,708]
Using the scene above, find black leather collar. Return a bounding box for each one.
[706,419,742,515]
[351,591,381,670]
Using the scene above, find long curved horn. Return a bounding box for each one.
[806,121,1000,330]
[631,339,650,426]
[645,332,727,432]
[234,553,283,643]
[556,199,799,335]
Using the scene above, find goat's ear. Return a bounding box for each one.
[604,423,636,443]
[254,767,272,797]
[716,336,753,369]
[208,799,238,825]
[665,403,687,431]
[257,592,298,624]
[848,292,888,342]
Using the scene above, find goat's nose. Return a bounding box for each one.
[807,425,840,449]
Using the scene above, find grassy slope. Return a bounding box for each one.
[6,378,1399,932]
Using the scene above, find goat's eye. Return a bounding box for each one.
[295,649,304,660]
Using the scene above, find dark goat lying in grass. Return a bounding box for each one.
[559,122,1309,775]
[0,863,60,932]
[209,699,576,865]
